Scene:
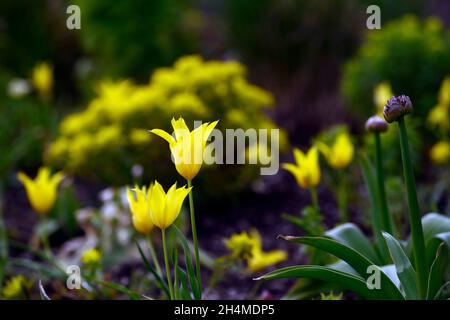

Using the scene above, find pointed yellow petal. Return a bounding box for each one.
[150,129,176,145]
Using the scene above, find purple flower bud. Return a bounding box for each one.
[365,115,388,132]
[383,95,413,123]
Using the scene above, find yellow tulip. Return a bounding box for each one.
[430,141,450,165]
[17,167,64,216]
[317,132,354,170]
[282,147,320,189]
[127,186,154,235]
[32,62,53,98]
[151,117,219,180]
[374,82,393,114]
[149,181,192,230]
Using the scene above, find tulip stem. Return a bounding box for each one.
[147,235,162,278]
[374,132,395,235]
[162,229,174,300]
[187,179,202,293]
[309,187,320,217]
[397,116,427,299]
[337,171,348,222]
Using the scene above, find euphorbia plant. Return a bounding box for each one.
[258,96,450,300]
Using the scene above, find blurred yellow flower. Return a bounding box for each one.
[224,229,287,272]
[151,117,219,180]
[2,275,29,299]
[428,104,449,132]
[317,132,354,170]
[127,186,154,235]
[32,62,53,98]
[283,147,320,189]
[149,181,191,230]
[374,82,393,114]
[81,248,102,265]
[320,292,343,300]
[430,141,450,165]
[17,167,64,216]
[438,77,450,106]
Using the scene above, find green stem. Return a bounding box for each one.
[374,132,395,235]
[147,235,162,278]
[398,117,427,299]
[187,179,202,293]
[40,218,52,259]
[309,187,320,219]
[337,171,348,222]
[162,229,174,300]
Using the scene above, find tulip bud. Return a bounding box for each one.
[383,95,413,123]
[365,115,388,132]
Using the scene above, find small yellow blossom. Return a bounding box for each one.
[428,104,449,132]
[2,275,29,299]
[317,132,354,170]
[32,62,53,98]
[430,141,450,165]
[224,229,287,272]
[127,186,154,235]
[149,181,191,230]
[320,292,343,300]
[374,82,393,114]
[17,167,64,216]
[151,117,219,180]
[283,147,320,189]
[438,77,450,106]
[81,248,102,265]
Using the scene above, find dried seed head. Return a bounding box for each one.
[365,115,388,132]
[383,95,413,123]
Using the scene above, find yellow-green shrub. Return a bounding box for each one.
[47,56,286,196]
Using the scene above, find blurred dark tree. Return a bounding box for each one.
[75,0,201,79]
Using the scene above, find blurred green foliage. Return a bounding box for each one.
[342,15,450,118]
[74,0,201,79]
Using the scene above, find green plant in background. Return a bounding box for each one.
[343,15,450,119]
[47,55,286,197]
[258,96,450,300]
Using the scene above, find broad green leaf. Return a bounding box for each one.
[135,240,170,298]
[426,231,450,268]
[433,281,450,300]
[427,243,449,300]
[326,223,380,264]
[383,232,419,300]
[422,213,450,246]
[173,225,201,300]
[280,235,403,299]
[257,265,395,300]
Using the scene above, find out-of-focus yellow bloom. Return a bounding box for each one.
[2,275,28,299]
[17,167,64,216]
[374,82,393,114]
[438,77,450,106]
[224,229,287,272]
[149,181,191,230]
[283,147,320,189]
[428,104,449,132]
[32,62,53,98]
[430,141,450,165]
[317,132,354,170]
[127,186,154,235]
[320,292,343,300]
[81,248,102,265]
[151,117,219,180]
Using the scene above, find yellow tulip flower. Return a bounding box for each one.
[17,167,64,216]
[149,181,192,230]
[282,147,320,189]
[32,62,53,98]
[127,186,154,235]
[151,117,219,180]
[81,248,102,265]
[317,132,354,170]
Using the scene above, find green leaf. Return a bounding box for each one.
[383,232,419,300]
[433,281,450,300]
[173,225,201,300]
[257,265,392,300]
[281,235,403,299]
[326,223,380,264]
[427,243,449,300]
[135,240,170,298]
[176,266,193,300]
[96,280,141,300]
[422,213,450,246]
